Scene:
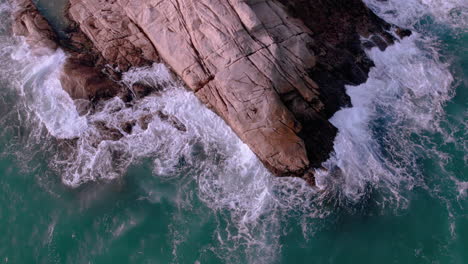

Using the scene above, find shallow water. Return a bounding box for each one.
[33,0,70,36]
[0,0,467,263]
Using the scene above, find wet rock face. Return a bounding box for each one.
[60,58,122,101]
[277,0,401,115]
[278,0,396,46]
[12,0,59,54]
[13,0,410,182]
[11,0,128,102]
[10,0,185,147]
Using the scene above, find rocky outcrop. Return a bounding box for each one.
[67,0,318,177]
[67,0,409,179]
[11,0,126,102]
[12,0,410,182]
[12,0,58,54]
[11,0,186,138]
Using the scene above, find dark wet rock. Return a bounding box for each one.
[121,120,136,134]
[60,58,124,101]
[137,114,153,131]
[370,35,390,51]
[156,111,187,133]
[362,40,378,49]
[132,82,161,99]
[396,28,413,39]
[90,121,125,147]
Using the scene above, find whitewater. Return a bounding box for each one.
[0,0,466,263]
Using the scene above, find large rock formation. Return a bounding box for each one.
[12,0,410,183]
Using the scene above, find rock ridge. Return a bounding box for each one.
[12,0,410,184]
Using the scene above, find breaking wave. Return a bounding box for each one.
[364,0,468,30]
[315,33,454,205]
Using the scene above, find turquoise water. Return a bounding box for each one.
[0,0,467,263]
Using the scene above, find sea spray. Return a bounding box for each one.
[12,47,88,139]
[314,33,454,207]
[364,0,468,30]
[54,64,251,187]
[0,9,284,255]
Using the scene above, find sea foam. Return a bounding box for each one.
[364,0,468,30]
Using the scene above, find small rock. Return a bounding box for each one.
[156,111,187,132]
[132,82,157,98]
[395,28,412,39]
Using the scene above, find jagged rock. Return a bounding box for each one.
[156,110,187,132]
[13,0,411,182]
[11,0,58,54]
[66,0,410,179]
[277,0,397,47]
[60,58,123,101]
[137,114,153,130]
[90,121,125,146]
[132,82,160,98]
[10,0,124,102]
[396,28,412,38]
[121,120,136,134]
[68,0,159,71]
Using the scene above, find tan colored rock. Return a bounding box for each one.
[13,0,406,180]
[68,0,159,71]
[67,0,340,176]
[10,0,412,182]
[41,0,407,179]
[11,0,189,152]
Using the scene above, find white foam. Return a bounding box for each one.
[364,0,468,30]
[453,178,468,200]
[33,62,266,191]
[39,63,283,262]
[313,33,454,208]
[13,47,88,139]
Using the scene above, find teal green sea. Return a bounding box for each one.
[0,0,466,263]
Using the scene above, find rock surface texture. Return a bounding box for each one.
[11,0,128,102]
[68,0,159,71]
[13,0,409,183]
[12,0,59,54]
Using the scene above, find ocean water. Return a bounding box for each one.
[0,0,466,263]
